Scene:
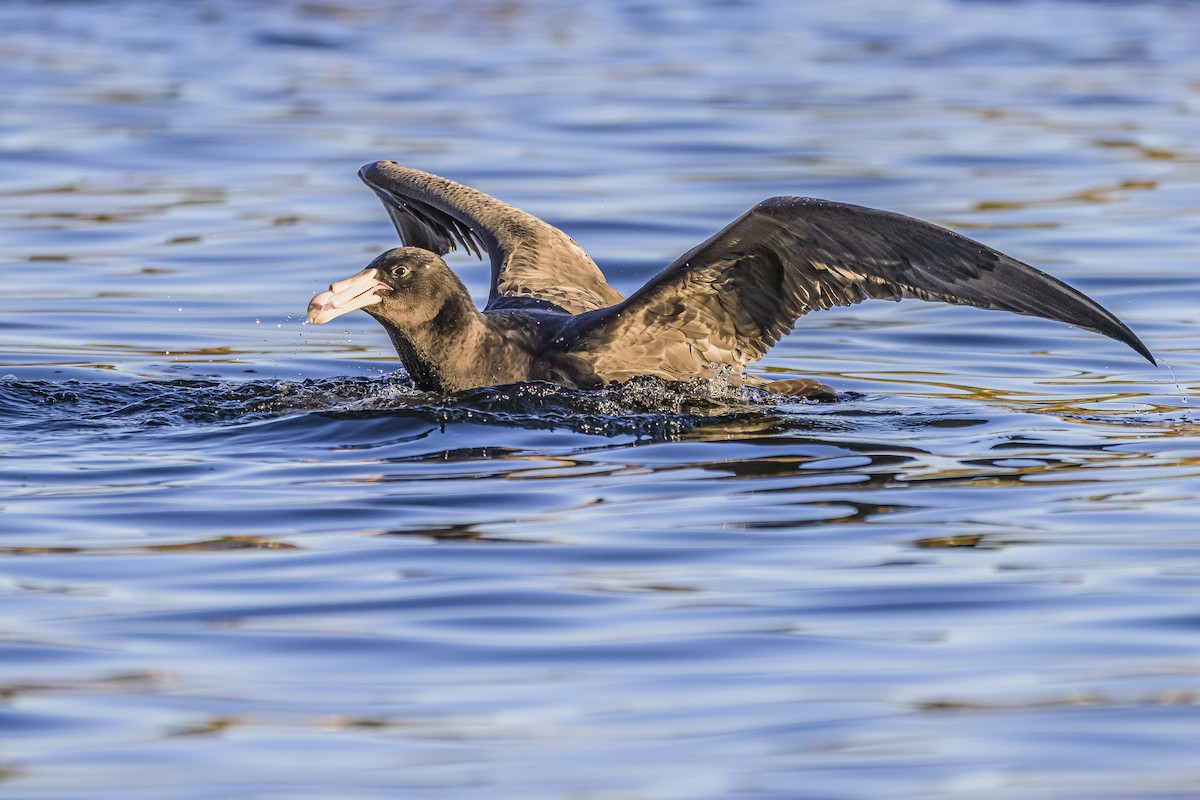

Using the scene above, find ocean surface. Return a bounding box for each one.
[2,1,1199,797]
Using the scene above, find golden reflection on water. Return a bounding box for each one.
[0,536,297,556]
[168,717,241,738]
[968,177,1160,215]
[913,533,987,548]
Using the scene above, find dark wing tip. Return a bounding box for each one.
[1077,300,1156,365]
[357,161,487,260]
[358,160,394,183]
[1118,325,1156,365]
[763,196,1157,366]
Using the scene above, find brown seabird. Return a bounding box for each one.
[307,161,1153,399]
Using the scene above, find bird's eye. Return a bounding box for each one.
[391,265,410,279]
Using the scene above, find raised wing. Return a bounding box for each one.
[559,196,1154,381]
[358,161,623,314]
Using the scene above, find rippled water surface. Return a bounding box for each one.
[2,1,1200,797]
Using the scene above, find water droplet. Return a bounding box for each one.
[1161,358,1188,407]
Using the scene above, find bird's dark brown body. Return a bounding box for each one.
[307,162,1153,398]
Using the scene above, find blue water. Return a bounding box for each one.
[2,1,1199,797]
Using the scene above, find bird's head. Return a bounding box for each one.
[307,247,461,330]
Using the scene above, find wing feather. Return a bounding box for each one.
[358,162,623,314]
[560,196,1153,381]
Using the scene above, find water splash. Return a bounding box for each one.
[1159,357,1189,408]
[0,372,827,441]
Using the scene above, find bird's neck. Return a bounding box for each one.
[383,292,491,393]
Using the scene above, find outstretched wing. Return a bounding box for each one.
[558,196,1154,381]
[358,161,623,314]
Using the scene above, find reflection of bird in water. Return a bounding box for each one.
[308,161,1154,400]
